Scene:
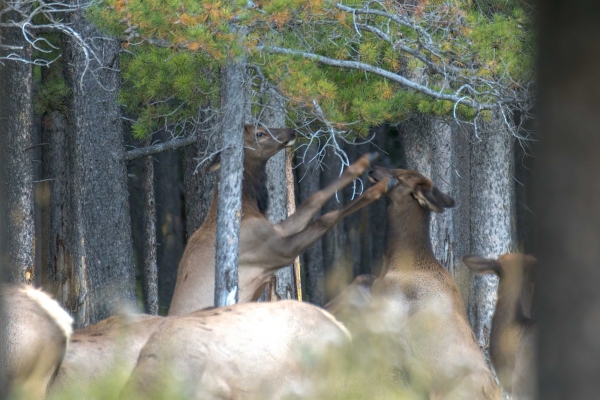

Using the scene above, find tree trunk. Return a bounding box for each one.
[183,109,218,237]
[536,1,600,397]
[295,141,325,305]
[321,145,348,300]
[0,14,35,284]
[468,115,515,355]
[154,130,185,312]
[214,61,246,307]
[263,85,298,300]
[43,10,136,327]
[141,141,158,315]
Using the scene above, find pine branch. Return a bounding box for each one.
[125,134,197,161]
[262,46,517,111]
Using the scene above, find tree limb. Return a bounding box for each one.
[125,134,196,161]
[263,45,516,111]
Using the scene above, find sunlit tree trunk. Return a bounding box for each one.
[214,60,246,307]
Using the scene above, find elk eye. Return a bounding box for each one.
[256,131,264,138]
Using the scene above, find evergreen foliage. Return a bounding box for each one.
[86,0,534,139]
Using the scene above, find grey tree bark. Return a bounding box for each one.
[535,1,600,397]
[183,108,219,237]
[141,140,158,315]
[214,61,246,307]
[41,10,136,327]
[262,85,298,300]
[154,130,184,312]
[321,146,348,300]
[0,15,35,284]
[468,115,515,355]
[295,141,325,305]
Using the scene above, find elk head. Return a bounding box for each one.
[368,166,455,213]
[207,124,296,172]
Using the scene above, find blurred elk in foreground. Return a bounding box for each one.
[0,284,73,400]
[47,314,163,399]
[169,124,395,314]
[357,167,502,399]
[463,253,538,400]
[122,301,351,399]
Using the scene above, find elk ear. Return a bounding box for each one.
[462,255,501,276]
[413,183,455,213]
[204,152,221,173]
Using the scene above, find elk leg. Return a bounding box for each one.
[273,178,394,263]
[275,152,378,236]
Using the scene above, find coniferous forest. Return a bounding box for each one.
[1,0,600,399]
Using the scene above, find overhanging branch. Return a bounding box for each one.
[262,46,515,111]
[125,134,196,161]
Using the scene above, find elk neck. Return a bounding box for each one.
[383,199,437,275]
[241,157,268,215]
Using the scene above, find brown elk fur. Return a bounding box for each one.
[169,124,394,315]
[360,166,501,399]
[1,284,72,400]
[463,253,537,399]
[122,301,351,400]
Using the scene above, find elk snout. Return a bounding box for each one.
[368,166,392,183]
[275,128,296,147]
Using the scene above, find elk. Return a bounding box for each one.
[462,253,537,399]
[0,284,73,400]
[122,301,351,400]
[363,166,502,399]
[47,314,163,399]
[169,124,394,315]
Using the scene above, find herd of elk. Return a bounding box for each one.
[1,124,538,399]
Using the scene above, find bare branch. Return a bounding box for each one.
[125,134,197,161]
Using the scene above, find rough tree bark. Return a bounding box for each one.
[468,115,515,355]
[41,9,136,327]
[295,141,326,306]
[214,61,246,307]
[535,1,600,397]
[183,109,218,237]
[141,140,158,315]
[154,130,184,312]
[321,146,348,301]
[262,85,298,300]
[0,13,35,284]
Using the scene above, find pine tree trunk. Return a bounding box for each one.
[214,61,246,307]
[154,130,184,312]
[183,108,218,237]
[263,85,297,300]
[468,115,515,355]
[0,14,35,284]
[536,2,600,397]
[295,141,325,305]
[141,140,158,315]
[321,145,348,300]
[43,10,136,327]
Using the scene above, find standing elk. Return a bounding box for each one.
[122,301,351,400]
[0,284,73,400]
[169,124,394,315]
[463,253,537,399]
[362,166,502,399]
